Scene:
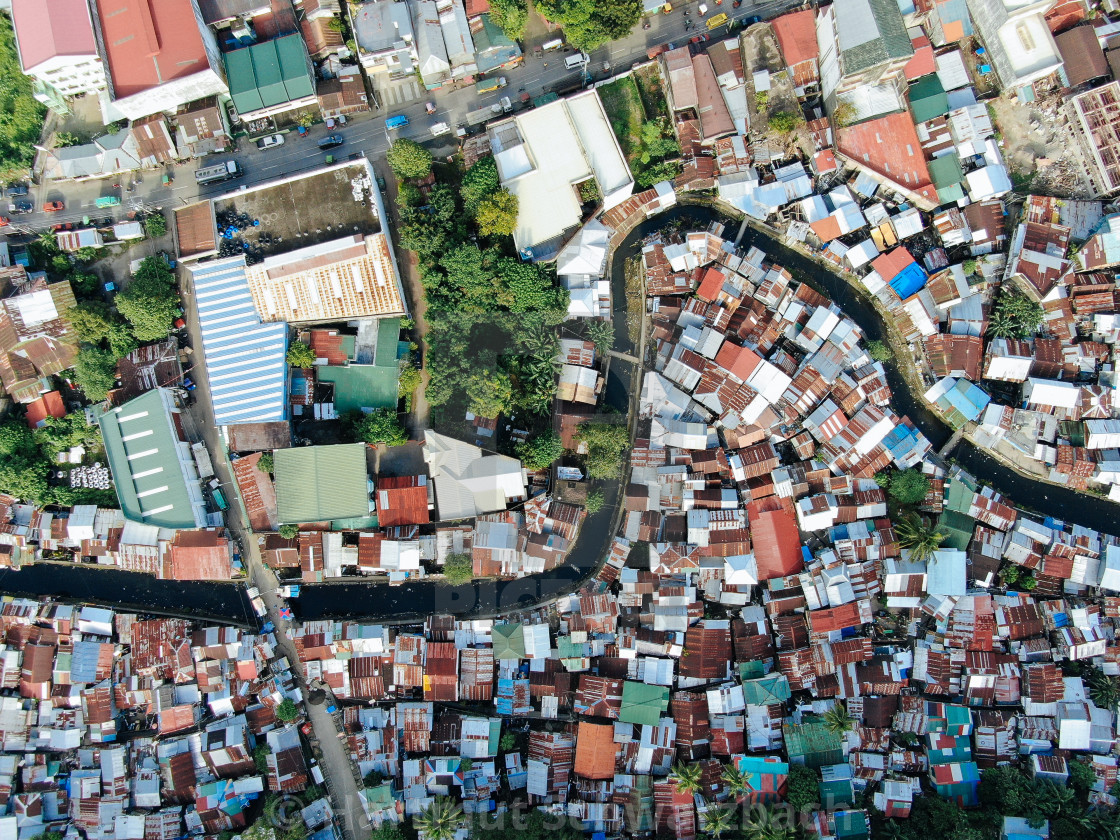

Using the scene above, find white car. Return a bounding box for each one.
[256,133,285,150]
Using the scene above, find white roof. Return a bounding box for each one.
[966,165,1012,201]
[927,549,967,596]
[935,50,970,91]
[1025,377,1079,409]
[12,289,58,327]
[555,220,610,277]
[846,239,880,269]
[423,431,526,520]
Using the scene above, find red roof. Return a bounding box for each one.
[771,9,818,66]
[573,722,615,779]
[905,35,936,80]
[696,267,726,302]
[25,391,65,429]
[94,0,211,98]
[11,0,97,71]
[167,530,232,581]
[747,497,803,581]
[374,475,429,528]
[813,150,838,173]
[309,330,351,366]
[871,247,916,283]
[838,113,934,200]
[714,341,762,382]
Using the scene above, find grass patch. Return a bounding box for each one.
[634,66,668,119]
[599,73,680,190]
[599,76,646,158]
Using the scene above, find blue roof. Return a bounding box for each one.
[189,257,289,425]
[888,261,928,298]
[942,379,990,422]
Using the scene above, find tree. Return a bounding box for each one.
[866,340,891,362]
[785,765,819,811]
[257,452,274,474]
[768,111,803,134]
[670,762,703,795]
[370,825,406,840]
[34,412,100,459]
[988,293,1044,339]
[357,408,408,446]
[499,732,517,753]
[475,188,519,238]
[287,341,315,368]
[0,422,34,458]
[387,138,433,179]
[443,553,474,584]
[116,257,179,341]
[517,430,564,470]
[1085,666,1120,711]
[885,468,930,505]
[962,258,978,276]
[72,345,119,401]
[822,702,856,736]
[497,258,566,315]
[1068,758,1097,801]
[584,318,614,354]
[576,421,630,480]
[721,763,749,800]
[413,797,463,840]
[144,212,167,238]
[742,807,799,840]
[252,745,271,774]
[275,698,299,722]
[70,302,136,357]
[0,16,46,181]
[488,0,528,41]
[55,131,82,147]
[465,367,514,418]
[535,0,642,51]
[585,489,605,514]
[831,101,857,128]
[279,524,299,539]
[895,512,947,562]
[700,804,736,839]
[461,156,501,215]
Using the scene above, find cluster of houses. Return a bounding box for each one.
[0,597,348,840]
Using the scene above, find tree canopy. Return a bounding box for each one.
[987,292,1044,339]
[488,0,528,39]
[144,212,167,238]
[356,408,408,446]
[443,553,473,584]
[0,15,46,181]
[274,698,299,722]
[475,189,519,238]
[536,0,642,51]
[72,345,119,402]
[576,421,630,480]
[116,257,179,341]
[287,341,315,368]
[517,430,564,470]
[879,468,930,505]
[461,156,501,215]
[387,138,433,179]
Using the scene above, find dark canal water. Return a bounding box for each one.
[4,204,1117,622]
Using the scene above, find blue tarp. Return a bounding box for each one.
[888,261,928,299]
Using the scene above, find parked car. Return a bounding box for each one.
[51,222,72,232]
[43,200,64,212]
[744,14,761,24]
[256,133,285,149]
[689,33,708,42]
[317,134,343,149]
[7,184,28,197]
[11,201,32,214]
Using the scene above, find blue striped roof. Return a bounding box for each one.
[190,257,289,425]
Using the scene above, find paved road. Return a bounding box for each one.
[14,0,801,234]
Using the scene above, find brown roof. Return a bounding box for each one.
[1056,24,1109,87]
[167,530,231,581]
[923,334,983,380]
[375,475,430,528]
[111,339,182,405]
[573,721,615,779]
[771,9,818,66]
[232,452,278,532]
[226,422,292,452]
[174,201,217,259]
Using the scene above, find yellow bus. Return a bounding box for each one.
[706,11,728,28]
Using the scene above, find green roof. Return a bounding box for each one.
[362,783,395,809]
[783,719,844,768]
[943,478,974,514]
[908,74,949,122]
[929,153,963,189]
[273,443,369,524]
[741,673,792,706]
[620,681,669,726]
[838,0,913,75]
[492,623,525,659]
[835,811,870,840]
[98,388,204,529]
[224,34,315,116]
[936,509,975,551]
[317,365,400,414]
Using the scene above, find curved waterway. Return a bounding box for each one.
[1,203,1115,622]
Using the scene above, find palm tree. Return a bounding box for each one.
[822,703,856,736]
[742,806,799,840]
[894,513,947,562]
[1032,778,1077,818]
[986,309,1018,339]
[700,803,737,839]
[584,318,614,354]
[878,820,909,840]
[413,797,463,840]
[670,761,704,796]
[721,763,751,800]
[1086,667,1120,711]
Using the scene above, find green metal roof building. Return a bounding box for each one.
[224,34,316,120]
[273,443,370,524]
[908,75,949,123]
[492,623,525,660]
[619,682,669,726]
[98,388,208,530]
[783,718,844,768]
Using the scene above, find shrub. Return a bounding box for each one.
[443,553,473,584]
[387,139,433,179]
[287,341,315,368]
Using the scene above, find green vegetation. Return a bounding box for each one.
[785,765,819,811]
[144,213,167,238]
[398,359,421,409]
[117,257,180,341]
[274,698,299,722]
[72,346,119,402]
[475,188,519,238]
[585,488,605,514]
[369,825,405,840]
[598,76,681,190]
[831,101,856,129]
[413,797,464,840]
[962,258,978,276]
[1085,664,1120,710]
[364,769,385,786]
[488,0,528,40]
[499,732,518,753]
[279,524,299,539]
[584,318,614,354]
[669,762,703,795]
[356,407,408,446]
[987,292,1044,339]
[768,111,803,134]
[535,0,641,51]
[578,179,601,204]
[257,452,274,474]
[576,421,629,479]
[877,468,930,505]
[286,341,315,368]
[443,552,474,584]
[54,132,82,148]
[461,155,501,216]
[866,339,891,362]
[252,744,270,774]
[895,512,947,562]
[0,418,111,507]
[517,429,564,470]
[822,703,855,735]
[699,805,736,839]
[387,138,433,179]
[0,14,46,181]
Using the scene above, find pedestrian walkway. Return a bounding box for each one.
[371,74,423,109]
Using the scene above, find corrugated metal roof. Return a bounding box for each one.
[273,444,370,524]
[188,256,289,425]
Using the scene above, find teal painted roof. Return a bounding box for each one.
[492,623,525,659]
[908,74,949,122]
[273,443,370,524]
[620,681,669,726]
[783,718,844,767]
[741,673,792,705]
[98,388,204,529]
[224,34,315,115]
[929,153,963,189]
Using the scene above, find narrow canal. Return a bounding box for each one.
[2,203,1115,622]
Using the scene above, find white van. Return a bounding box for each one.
[565,52,590,70]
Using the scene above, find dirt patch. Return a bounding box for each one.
[740,25,801,142]
[212,162,380,259]
[988,92,1093,198]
